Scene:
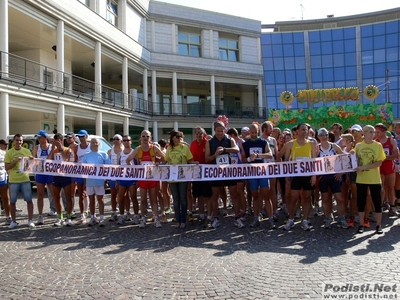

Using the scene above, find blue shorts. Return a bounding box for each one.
[248,178,270,191]
[319,174,342,194]
[35,174,53,184]
[0,179,7,187]
[117,180,137,187]
[74,178,84,185]
[53,176,72,188]
[9,182,32,203]
[109,180,117,189]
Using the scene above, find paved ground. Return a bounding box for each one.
[1,192,400,300]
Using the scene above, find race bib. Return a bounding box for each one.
[216,154,229,165]
[384,147,390,156]
[231,156,238,164]
[54,153,63,161]
[141,161,154,166]
[249,147,262,155]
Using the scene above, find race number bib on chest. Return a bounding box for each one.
[217,154,229,165]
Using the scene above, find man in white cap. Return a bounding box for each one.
[241,127,250,140]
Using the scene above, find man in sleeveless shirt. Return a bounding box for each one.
[283,123,317,231]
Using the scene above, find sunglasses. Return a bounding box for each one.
[175,135,183,138]
[123,139,131,142]
[195,131,203,135]
[319,134,328,137]
[351,130,360,133]
[141,135,150,138]
[113,138,121,141]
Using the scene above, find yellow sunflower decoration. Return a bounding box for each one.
[280,91,294,108]
[363,85,379,101]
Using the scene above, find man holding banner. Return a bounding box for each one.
[283,123,317,231]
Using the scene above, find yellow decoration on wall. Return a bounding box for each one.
[363,85,379,101]
[280,91,294,107]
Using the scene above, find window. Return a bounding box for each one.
[178,32,201,57]
[219,38,239,61]
[79,0,90,6]
[106,0,118,26]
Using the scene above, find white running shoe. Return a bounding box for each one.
[28,220,36,229]
[8,221,18,229]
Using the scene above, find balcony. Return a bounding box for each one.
[0,52,265,119]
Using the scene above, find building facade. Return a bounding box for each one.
[0,0,264,144]
[261,8,400,122]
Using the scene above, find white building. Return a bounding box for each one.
[0,0,264,143]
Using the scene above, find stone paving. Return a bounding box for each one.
[0,193,400,299]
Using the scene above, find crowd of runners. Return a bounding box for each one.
[1,120,399,235]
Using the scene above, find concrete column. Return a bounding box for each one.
[152,70,157,114]
[145,121,149,131]
[56,20,64,91]
[122,57,128,108]
[57,104,65,135]
[96,111,102,136]
[209,29,213,58]
[172,72,177,114]
[258,80,263,118]
[119,0,127,32]
[123,117,129,136]
[210,75,216,115]
[94,42,102,101]
[0,93,9,138]
[171,24,176,54]
[151,20,155,51]
[0,1,9,138]
[152,121,158,142]
[174,121,178,131]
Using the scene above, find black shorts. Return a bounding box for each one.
[210,180,237,187]
[319,174,342,194]
[291,176,314,191]
[53,176,71,188]
[192,181,212,198]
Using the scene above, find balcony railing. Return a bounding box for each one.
[0,52,265,119]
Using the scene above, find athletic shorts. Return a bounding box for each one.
[319,174,342,194]
[35,174,53,185]
[109,180,117,189]
[53,176,72,188]
[86,185,105,196]
[210,180,237,187]
[380,160,395,176]
[117,180,137,187]
[138,180,159,189]
[291,176,314,191]
[0,179,7,187]
[248,178,270,191]
[74,178,84,185]
[192,181,212,198]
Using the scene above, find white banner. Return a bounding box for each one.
[21,153,357,182]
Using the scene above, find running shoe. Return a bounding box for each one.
[37,215,44,225]
[301,219,310,231]
[8,221,18,229]
[234,218,245,228]
[28,220,35,229]
[284,219,294,231]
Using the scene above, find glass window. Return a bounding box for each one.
[293,32,304,43]
[386,20,399,34]
[309,43,321,55]
[345,67,356,80]
[296,70,307,83]
[344,39,356,52]
[386,33,399,47]
[332,40,344,53]
[275,71,286,84]
[320,30,332,41]
[344,27,356,39]
[373,35,385,49]
[272,44,283,57]
[274,58,284,70]
[332,28,344,40]
[374,63,386,77]
[321,42,333,54]
[345,52,356,65]
[294,44,305,56]
[286,70,296,83]
[361,25,373,37]
[266,85,276,96]
[387,47,398,62]
[284,57,295,70]
[309,31,320,42]
[373,23,385,35]
[333,53,344,67]
[362,51,373,64]
[374,49,385,63]
[261,34,272,44]
[79,0,90,6]
[295,56,305,69]
[265,72,275,84]
[282,33,293,43]
[106,0,118,26]
[362,64,374,79]
[283,44,294,56]
[263,58,274,70]
[312,69,323,82]
[310,55,322,68]
[334,67,345,81]
[179,32,201,57]
[271,33,282,44]
[262,45,273,57]
[362,37,373,51]
[322,54,333,68]
[323,68,334,81]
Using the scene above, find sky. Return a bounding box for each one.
[156,0,400,24]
